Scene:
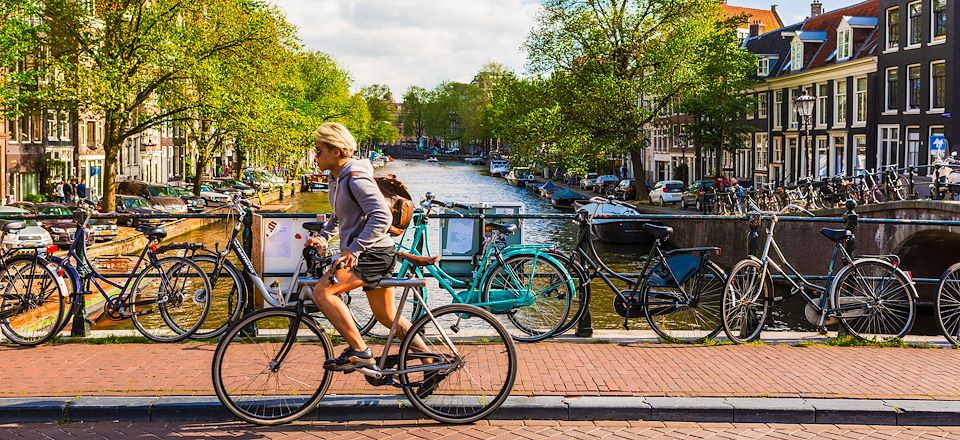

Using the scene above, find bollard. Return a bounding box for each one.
[575,298,593,337]
[843,199,858,255]
[70,278,91,337]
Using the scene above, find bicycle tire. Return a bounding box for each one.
[190,256,245,339]
[549,253,590,336]
[936,262,960,347]
[893,175,910,201]
[721,259,770,344]
[643,260,725,343]
[831,259,915,342]
[211,307,334,425]
[0,254,66,346]
[398,304,517,424]
[481,253,573,342]
[129,257,212,342]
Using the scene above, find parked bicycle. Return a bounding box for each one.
[47,200,212,342]
[935,261,960,346]
[0,221,67,345]
[562,197,727,343]
[722,204,917,343]
[212,258,517,425]
[371,193,575,342]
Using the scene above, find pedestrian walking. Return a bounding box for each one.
[77,179,87,201]
[55,180,65,204]
[63,179,75,205]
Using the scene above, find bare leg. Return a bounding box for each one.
[309,266,366,351]
[366,286,427,351]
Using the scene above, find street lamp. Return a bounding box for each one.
[794,89,816,179]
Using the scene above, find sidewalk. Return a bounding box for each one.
[3,340,960,424]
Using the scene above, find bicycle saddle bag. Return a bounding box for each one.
[646,255,704,288]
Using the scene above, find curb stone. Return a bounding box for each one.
[0,396,957,425]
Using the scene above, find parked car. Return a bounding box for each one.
[169,187,207,213]
[114,195,166,227]
[12,202,77,246]
[649,180,685,205]
[681,180,716,211]
[612,179,638,200]
[579,173,599,190]
[213,178,256,197]
[204,180,242,198]
[118,180,187,214]
[0,206,54,251]
[592,175,620,194]
[242,168,282,191]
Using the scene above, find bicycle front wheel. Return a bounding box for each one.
[643,260,725,343]
[832,259,915,342]
[482,254,572,342]
[0,255,66,345]
[191,256,245,339]
[892,175,911,201]
[721,259,770,344]
[937,262,960,346]
[130,257,211,342]
[399,304,517,424]
[212,308,334,425]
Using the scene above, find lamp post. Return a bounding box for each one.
[794,89,816,179]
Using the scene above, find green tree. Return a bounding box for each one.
[400,86,428,141]
[361,84,400,147]
[0,0,47,118]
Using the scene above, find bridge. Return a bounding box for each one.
[651,200,960,304]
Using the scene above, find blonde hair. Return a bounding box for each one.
[314,122,357,158]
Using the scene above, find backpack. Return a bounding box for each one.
[344,172,414,236]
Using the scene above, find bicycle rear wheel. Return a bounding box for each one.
[721,259,770,344]
[0,255,66,345]
[832,259,915,341]
[482,254,572,342]
[643,260,725,343]
[892,175,910,201]
[212,308,334,425]
[190,256,244,339]
[130,257,211,342]
[550,253,589,336]
[399,304,516,424]
[936,262,960,346]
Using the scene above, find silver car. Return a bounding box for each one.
[0,206,54,250]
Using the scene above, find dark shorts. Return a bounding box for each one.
[351,246,397,291]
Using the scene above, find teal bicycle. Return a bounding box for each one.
[361,193,576,342]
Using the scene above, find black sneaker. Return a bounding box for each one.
[416,370,448,399]
[324,347,376,372]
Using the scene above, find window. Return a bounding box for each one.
[86,121,96,148]
[791,39,803,71]
[774,90,783,129]
[885,67,899,112]
[907,64,921,111]
[817,137,829,177]
[833,136,847,176]
[887,7,900,50]
[854,135,867,173]
[773,137,783,163]
[758,57,770,77]
[756,133,769,170]
[933,0,947,42]
[880,126,901,167]
[837,29,851,60]
[817,83,829,127]
[932,61,946,110]
[906,127,920,167]
[908,1,922,46]
[757,93,767,119]
[788,88,798,129]
[835,80,847,126]
[931,126,946,162]
[854,76,868,124]
[7,118,17,143]
[31,113,40,142]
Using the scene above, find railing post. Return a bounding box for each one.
[241,208,258,336]
[747,215,761,257]
[843,199,858,255]
[576,299,593,338]
[70,277,91,337]
[908,166,916,199]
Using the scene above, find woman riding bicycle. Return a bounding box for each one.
[306,122,429,372]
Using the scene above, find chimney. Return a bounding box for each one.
[811,0,823,17]
[750,20,764,37]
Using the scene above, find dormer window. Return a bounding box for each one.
[837,28,852,61]
[758,58,769,76]
[791,39,803,71]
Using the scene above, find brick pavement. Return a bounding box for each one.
[4,420,960,439]
[3,342,960,400]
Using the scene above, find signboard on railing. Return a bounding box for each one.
[253,214,327,305]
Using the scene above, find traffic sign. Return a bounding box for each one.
[930,135,949,157]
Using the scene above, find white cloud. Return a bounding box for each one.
[273,0,542,98]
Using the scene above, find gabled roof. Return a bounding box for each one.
[722,3,783,32]
[799,0,878,71]
[745,22,804,78]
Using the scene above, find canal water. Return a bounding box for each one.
[100,159,932,334]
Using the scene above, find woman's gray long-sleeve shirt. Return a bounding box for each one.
[318,159,395,255]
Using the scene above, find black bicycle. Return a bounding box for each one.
[554,197,727,342]
[0,221,67,345]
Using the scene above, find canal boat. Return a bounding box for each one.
[426,156,439,163]
[576,201,653,244]
[538,181,560,198]
[549,188,588,210]
[300,173,328,192]
[489,158,510,176]
[505,167,535,187]
[464,156,484,165]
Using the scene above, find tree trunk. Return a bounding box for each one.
[233,139,244,180]
[630,152,648,197]
[193,152,210,196]
[100,115,123,213]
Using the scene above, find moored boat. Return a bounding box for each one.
[489,158,509,176]
[426,157,439,163]
[505,167,534,187]
[538,181,560,198]
[576,201,653,244]
[549,188,588,210]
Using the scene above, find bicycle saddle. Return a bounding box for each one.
[397,252,440,267]
[642,224,673,240]
[486,223,518,235]
[2,221,26,232]
[136,225,168,241]
[301,221,326,233]
[820,228,852,242]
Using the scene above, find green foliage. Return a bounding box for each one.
[0,0,47,118]
[23,193,45,203]
[400,86,428,140]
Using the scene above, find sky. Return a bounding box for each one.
[273,0,860,97]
